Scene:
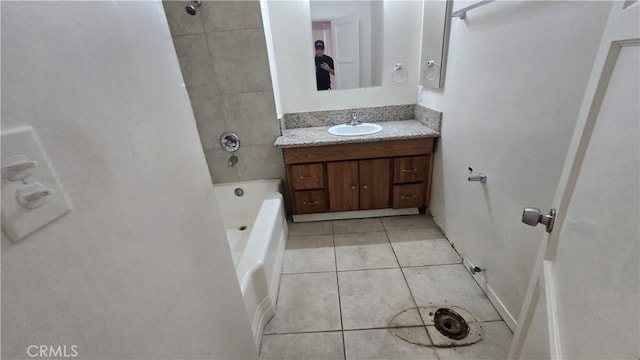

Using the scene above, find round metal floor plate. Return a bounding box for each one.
[434,308,470,340]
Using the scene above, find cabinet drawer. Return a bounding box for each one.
[393,156,428,183]
[291,163,324,190]
[294,190,327,214]
[393,183,424,209]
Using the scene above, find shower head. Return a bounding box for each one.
[185,0,201,16]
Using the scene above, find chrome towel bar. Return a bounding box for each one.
[452,0,495,19]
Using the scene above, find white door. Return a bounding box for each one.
[331,15,360,89]
[509,2,639,359]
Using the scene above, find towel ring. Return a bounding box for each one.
[423,60,441,81]
[391,63,408,84]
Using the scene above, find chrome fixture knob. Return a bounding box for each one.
[220,132,240,152]
[522,207,556,233]
[185,0,201,16]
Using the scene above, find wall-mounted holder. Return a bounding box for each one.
[391,63,408,84]
[423,60,441,81]
[220,132,240,152]
[467,167,486,183]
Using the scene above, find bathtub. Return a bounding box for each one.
[213,180,287,349]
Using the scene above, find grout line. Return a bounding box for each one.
[263,329,343,336]
[170,26,266,38]
[342,325,426,332]
[197,21,242,181]
[264,325,428,337]
[281,270,336,276]
[203,26,265,34]
[330,223,347,360]
[384,227,438,355]
[475,319,508,324]
[400,262,464,269]
[281,262,465,276]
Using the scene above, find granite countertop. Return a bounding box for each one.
[274,120,439,148]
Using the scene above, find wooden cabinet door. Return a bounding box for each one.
[327,161,359,212]
[293,190,327,214]
[393,156,428,183]
[359,158,391,210]
[291,163,324,190]
[392,183,425,208]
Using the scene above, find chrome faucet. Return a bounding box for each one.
[347,112,361,126]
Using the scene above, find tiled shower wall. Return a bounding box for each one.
[163,1,284,183]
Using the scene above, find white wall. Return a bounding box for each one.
[421,1,611,326]
[264,0,422,114]
[1,1,257,359]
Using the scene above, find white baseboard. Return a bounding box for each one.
[463,257,517,332]
[292,208,419,222]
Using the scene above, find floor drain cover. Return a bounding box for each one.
[434,308,469,340]
[388,306,483,347]
[239,225,247,231]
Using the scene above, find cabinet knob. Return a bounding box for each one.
[351,185,357,190]
[363,184,368,189]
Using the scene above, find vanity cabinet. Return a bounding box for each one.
[327,159,391,212]
[283,138,435,216]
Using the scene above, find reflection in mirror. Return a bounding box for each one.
[310,0,383,91]
[420,0,451,89]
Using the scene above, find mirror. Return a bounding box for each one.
[419,0,451,89]
[261,0,450,114]
[310,0,384,91]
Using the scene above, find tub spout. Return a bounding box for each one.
[228,155,238,167]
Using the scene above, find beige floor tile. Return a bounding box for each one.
[387,228,461,267]
[435,321,513,360]
[338,268,421,329]
[260,332,345,360]
[283,235,335,274]
[403,264,502,322]
[288,221,333,236]
[381,215,436,231]
[344,328,438,360]
[333,218,384,233]
[334,232,398,271]
[264,272,341,334]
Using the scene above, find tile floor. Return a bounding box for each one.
[260,215,513,360]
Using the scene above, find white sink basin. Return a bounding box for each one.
[328,123,382,136]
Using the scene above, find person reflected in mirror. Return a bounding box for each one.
[314,40,334,91]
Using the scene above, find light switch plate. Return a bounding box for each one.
[1,126,72,242]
